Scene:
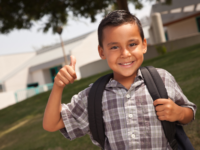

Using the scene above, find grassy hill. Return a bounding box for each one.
[0,44,200,150]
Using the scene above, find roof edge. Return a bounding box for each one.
[36,30,95,55]
[163,12,200,26]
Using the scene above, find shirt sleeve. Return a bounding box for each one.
[157,68,197,124]
[59,85,92,140]
[170,73,197,123]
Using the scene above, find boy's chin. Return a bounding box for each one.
[114,71,137,79]
[123,72,137,78]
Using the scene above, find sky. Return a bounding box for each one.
[0,3,154,56]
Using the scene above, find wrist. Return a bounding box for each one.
[178,107,193,124]
[177,106,185,123]
[53,84,65,91]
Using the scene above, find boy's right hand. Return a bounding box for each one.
[54,56,77,88]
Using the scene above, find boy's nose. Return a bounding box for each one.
[121,48,131,57]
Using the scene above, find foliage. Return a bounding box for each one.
[156,45,167,55]
[0,43,200,150]
[0,0,171,34]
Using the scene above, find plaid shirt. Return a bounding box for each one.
[60,68,196,150]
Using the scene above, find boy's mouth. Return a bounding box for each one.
[119,61,134,66]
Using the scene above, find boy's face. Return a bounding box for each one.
[98,23,147,81]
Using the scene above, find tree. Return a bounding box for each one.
[0,0,171,34]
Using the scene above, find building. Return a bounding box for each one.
[0,31,112,94]
[0,31,113,109]
[150,0,200,43]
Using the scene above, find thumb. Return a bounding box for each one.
[70,55,76,70]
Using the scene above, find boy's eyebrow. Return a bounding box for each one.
[129,39,139,42]
[107,39,139,46]
[107,42,118,46]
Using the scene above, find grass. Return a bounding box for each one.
[0,43,200,150]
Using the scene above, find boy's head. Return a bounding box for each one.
[98,10,144,48]
[97,10,147,81]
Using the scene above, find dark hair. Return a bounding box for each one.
[98,10,144,47]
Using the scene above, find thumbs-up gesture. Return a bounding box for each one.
[54,56,77,88]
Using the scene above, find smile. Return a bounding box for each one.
[119,61,134,66]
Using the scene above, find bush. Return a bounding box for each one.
[156,45,167,55]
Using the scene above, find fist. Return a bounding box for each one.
[54,56,77,88]
[153,98,183,122]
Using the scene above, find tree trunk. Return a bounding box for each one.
[116,0,129,12]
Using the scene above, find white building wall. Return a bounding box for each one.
[167,17,199,40]
[71,31,101,79]
[0,52,35,79]
[0,91,16,110]
[31,69,46,85]
[79,59,110,78]
[4,67,32,91]
[43,69,52,84]
[143,26,150,39]
[143,26,151,44]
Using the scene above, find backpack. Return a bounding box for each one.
[88,66,194,150]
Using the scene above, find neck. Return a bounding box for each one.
[113,71,137,90]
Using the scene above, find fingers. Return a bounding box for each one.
[153,98,173,106]
[156,110,169,118]
[153,99,168,106]
[156,111,171,121]
[59,66,76,83]
[59,69,73,84]
[155,105,165,112]
[70,55,76,70]
[56,72,70,85]
[54,56,77,88]
[155,105,168,121]
[156,111,165,121]
[66,66,77,79]
[154,99,173,113]
[157,115,168,121]
[154,98,176,122]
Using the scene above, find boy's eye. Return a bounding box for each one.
[130,43,136,47]
[110,46,118,50]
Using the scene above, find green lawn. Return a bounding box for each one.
[0,44,200,150]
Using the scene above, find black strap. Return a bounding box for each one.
[140,66,178,150]
[88,73,113,149]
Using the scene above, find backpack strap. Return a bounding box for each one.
[88,66,179,150]
[88,73,113,149]
[140,66,178,150]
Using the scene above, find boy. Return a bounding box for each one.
[43,10,196,150]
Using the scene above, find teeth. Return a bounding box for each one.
[121,62,132,65]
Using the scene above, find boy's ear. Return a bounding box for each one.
[142,38,147,54]
[98,45,106,60]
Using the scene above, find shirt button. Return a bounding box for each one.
[128,114,133,118]
[126,94,130,99]
[131,134,135,139]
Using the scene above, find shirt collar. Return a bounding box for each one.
[105,69,143,88]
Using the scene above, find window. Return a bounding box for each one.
[27,83,38,88]
[49,65,62,82]
[196,16,200,32]
[165,31,169,41]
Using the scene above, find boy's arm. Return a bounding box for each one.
[43,56,77,132]
[43,85,65,132]
[153,98,194,124]
[153,69,197,125]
